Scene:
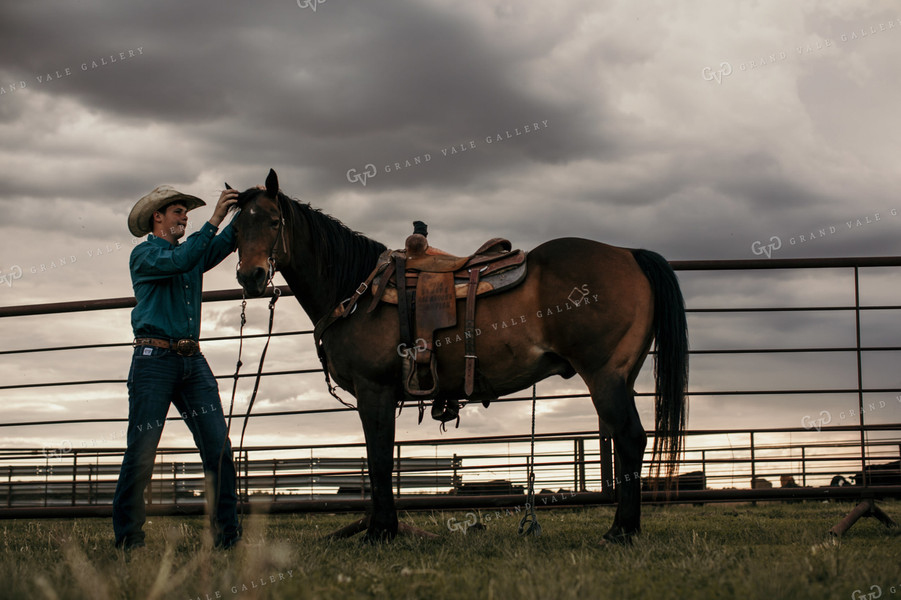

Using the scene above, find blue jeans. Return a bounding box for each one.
[113,345,240,547]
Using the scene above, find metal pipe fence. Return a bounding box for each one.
[2,256,901,514]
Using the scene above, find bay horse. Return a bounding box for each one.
[231,169,688,543]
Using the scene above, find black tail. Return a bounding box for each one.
[631,249,689,483]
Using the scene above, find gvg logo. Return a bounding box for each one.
[397,338,427,358]
[803,400,894,431]
[296,0,327,11]
[42,441,73,462]
[447,512,478,533]
[1,264,23,287]
[701,62,733,84]
[751,236,782,258]
[802,410,832,431]
[346,163,377,187]
[851,585,883,600]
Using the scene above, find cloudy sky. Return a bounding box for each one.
[1,1,900,489]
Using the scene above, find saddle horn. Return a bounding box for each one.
[406,221,429,259]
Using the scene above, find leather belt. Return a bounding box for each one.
[133,337,200,356]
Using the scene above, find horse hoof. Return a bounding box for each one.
[600,532,636,546]
[362,530,396,544]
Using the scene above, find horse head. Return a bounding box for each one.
[232,169,288,297]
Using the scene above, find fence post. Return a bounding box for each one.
[801,446,807,487]
[148,456,157,506]
[853,266,867,486]
[750,431,756,487]
[395,445,401,498]
[243,450,250,503]
[360,466,366,499]
[749,431,757,505]
[573,439,578,492]
[575,438,586,492]
[71,451,77,507]
[43,457,49,508]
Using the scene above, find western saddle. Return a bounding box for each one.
[318,221,527,424]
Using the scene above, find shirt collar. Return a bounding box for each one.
[147,233,178,247]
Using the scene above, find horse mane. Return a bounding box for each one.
[236,189,387,308]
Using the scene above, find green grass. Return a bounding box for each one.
[2,501,900,599]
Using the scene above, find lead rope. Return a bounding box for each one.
[214,294,246,525]
[518,384,542,537]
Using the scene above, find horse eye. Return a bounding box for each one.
[271,219,280,228]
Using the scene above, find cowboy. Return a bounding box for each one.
[113,184,240,551]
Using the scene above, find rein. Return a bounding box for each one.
[219,287,280,513]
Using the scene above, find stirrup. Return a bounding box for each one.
[403,352,439,398]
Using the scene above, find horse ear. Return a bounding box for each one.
[265,169,279,198]
[224,182,233,190]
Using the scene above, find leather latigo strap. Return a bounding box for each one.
[133,337,200,356]
[367,258,396,313]
[464,267,481,397]
[313,249,393,345]
[395,255,412,349]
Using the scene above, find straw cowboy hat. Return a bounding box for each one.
[128,185,206,237]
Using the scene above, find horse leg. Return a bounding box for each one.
[589,373,647,544]
[357,386,399,542]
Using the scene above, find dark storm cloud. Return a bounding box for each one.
[2,1,901,456]
[0,1,619,206]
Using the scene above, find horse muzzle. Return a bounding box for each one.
[236,265,269,297]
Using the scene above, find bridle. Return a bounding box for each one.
[266,192,291,284]
[235,190,291,289]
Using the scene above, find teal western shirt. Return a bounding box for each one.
[130,220,237,341]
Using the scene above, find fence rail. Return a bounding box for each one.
[1,424,899,515]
